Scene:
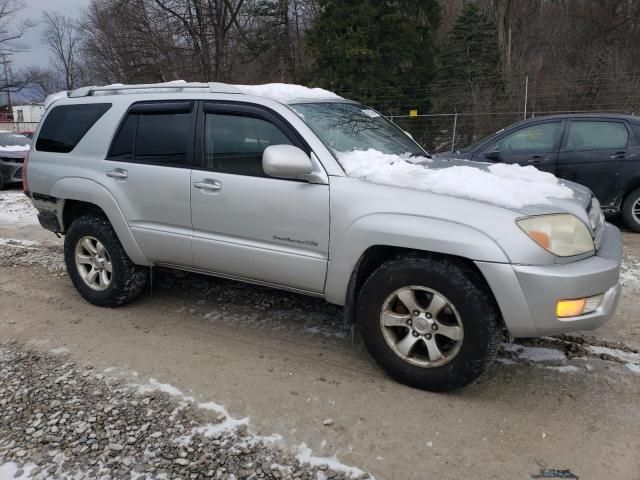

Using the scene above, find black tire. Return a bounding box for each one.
[356,254,499,392]
[622,188,640,232]
[0,173,5,190]
[64,214,148,307]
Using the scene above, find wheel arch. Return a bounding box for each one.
[53,177,149,266]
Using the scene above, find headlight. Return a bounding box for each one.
[517,214,595,257]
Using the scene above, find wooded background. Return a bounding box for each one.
[3,0,640,149]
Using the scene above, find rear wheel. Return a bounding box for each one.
[356,254,499,392]
[64,214,148,307]
[622,188,640,232]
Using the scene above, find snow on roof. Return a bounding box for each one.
[233,83,342,103]
[44,90,69,109]
[337,149,573,209]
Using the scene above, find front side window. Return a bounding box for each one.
[493,122,563,155]
[566,121,628,151]
[204,113,293,176]
[36,103,111,153]
[108,104,193,166]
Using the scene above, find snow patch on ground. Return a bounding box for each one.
[626,363,640,374]
[0,461,38,478]
[620,255,640,292]
[587,345,640,364]
[337,149,574,209]
[134,377,364,476]
[0,238,40,248]
[296,443,366,478]
[501,343,567,363]
[49,347,69,355]
[0,191,38,226]
[234,83,342,103]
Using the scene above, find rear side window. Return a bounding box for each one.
[108,102,194,166]
[566,121,629,151]
[36,104,111,153]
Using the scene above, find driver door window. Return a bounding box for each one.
[204,113,293,177]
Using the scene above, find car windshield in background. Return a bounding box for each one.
[0,131,31,146]
[289,102,425,157]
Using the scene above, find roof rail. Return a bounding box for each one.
[68,82,242,98]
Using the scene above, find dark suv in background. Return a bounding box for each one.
[0,131,31,189]
[435,114,640,231]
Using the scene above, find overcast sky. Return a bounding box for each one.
[11,0,91,70]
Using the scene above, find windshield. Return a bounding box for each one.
[289,102,425,157]
[0,131,31,147]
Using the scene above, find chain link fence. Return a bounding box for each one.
[389,110,640,153]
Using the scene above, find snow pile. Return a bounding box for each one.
[0,144,30,152]
[337,149,574,209]
[0,191,38,225]
[234,83,342,103]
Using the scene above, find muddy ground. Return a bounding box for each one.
[1,188,639,480]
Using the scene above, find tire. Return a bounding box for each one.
[64,214,148,307]
[622,188,640,232]
[0,173,5,190]
[356,254,499,392]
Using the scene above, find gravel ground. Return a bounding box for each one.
[0,343,370,480]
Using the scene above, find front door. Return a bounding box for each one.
[479,121,565,173]
[190,102,330,293]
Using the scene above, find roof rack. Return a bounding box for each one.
[68,82,242,98]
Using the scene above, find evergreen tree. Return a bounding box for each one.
[305,0,441,114]
[438,3,502,96]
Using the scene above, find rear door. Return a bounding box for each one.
[190,101,330,293]
[478,121,565,173]
[104,101,196,266]
[556,120,629,207]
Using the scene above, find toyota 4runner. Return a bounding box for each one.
[25,82,623,392]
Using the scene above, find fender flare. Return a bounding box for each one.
[51,177,149,266]
[324,213,509,306]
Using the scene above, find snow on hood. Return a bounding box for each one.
[0,144,30,152]
[337,149,574,209]
[233,83,342,103]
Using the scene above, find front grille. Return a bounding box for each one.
[0,156,24,164]
[13,167,22,179]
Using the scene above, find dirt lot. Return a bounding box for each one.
[1,188,639,480]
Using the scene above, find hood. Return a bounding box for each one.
[412,156,593,216]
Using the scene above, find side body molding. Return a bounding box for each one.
[51,177,149,266]
[324,213,510,305]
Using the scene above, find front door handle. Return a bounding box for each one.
[193,180,222,191]
[528,155,547,164]
[611,151,626,159]
[106,169,128,179]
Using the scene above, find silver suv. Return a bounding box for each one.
[25,82,623,392]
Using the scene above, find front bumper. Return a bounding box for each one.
[476,223,622,337]
[0,160,23,184]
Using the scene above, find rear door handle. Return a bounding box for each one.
[193,180,222,191]
[528,155,547,164]
[106,169,128,179]
[611,151,626,159]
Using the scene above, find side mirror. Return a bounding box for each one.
[483,150,501,160]
[263,145,313,180]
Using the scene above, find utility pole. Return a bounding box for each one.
[523,75,528,120]
[1,54,12,117]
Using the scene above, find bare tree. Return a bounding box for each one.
[42,12,82,90]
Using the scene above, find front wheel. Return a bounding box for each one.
[356,254,499,392]
[622,188,640,232]
[64,214,148,307]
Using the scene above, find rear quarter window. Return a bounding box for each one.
[36,103,112,153]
